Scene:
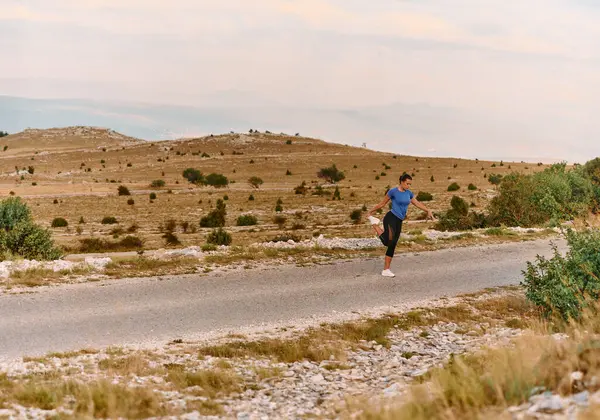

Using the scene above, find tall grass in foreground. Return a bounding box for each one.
[351,299,600,419]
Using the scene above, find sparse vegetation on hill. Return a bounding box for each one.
[200,199,227,228]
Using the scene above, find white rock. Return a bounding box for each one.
[85,257,113,270]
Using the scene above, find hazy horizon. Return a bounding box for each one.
[1,1,598,163]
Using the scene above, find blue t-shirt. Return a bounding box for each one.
[387,187,414,220]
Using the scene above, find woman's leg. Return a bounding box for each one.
[378,212,393,246]
[384,218,403,269]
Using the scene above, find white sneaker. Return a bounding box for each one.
[368,216,380,225]
[381,269,395,277]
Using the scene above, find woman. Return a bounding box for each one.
[367,173,435,277]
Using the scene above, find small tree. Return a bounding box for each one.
[332,186,341,200]
[200,199,227,227]
[206,227,232,246]
[182,168,204,185]
[317,164,346,183]
[248,176,264,189]
[350,209,362,224]
[117,185,131,196]
[204,173,229,188]
[51,217,68,228]
[447,182,460,192]
[150,179,165,188]
[0,131,8,138]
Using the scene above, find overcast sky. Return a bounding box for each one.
[1,0,599,162]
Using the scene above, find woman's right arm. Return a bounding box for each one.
[367,195,390,216]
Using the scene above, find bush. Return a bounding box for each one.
[317,164,345,183]
[416,191,433,202]
[150,179,165,188]
[182,168,204,185]
[206,228,232,246]
[488,174,504,186]
[435,196,487,231]
[101,216,118,225]
[162,232,181,246]
[237,215,258,226]
[161,219,177,233]
[0,222,62,260]
[522,228,600,321]
[149,192,157,200]
[468,183,477,191]
[248,176,263,189]
[204,173,229,188]
[0,197,31,231]
[248,194,255,201]
[350,209,362,223]
[78,235,144,253]
[294,181,308,195]
[273,215,286,228]
[28,166,35,175]
[269,234,300,243]
[447,182,460,192]
[200,199,226,227]
[51,217,68,228]
[117,185,131,196]
[487,164,594,227]
[332,186,341,200]
[127,199,135,205]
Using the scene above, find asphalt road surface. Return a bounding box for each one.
[0,238,564,361]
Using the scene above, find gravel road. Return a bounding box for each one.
[0,238,564,361]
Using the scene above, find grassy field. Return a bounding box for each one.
[0,126,549,253]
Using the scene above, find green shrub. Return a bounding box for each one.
[201,243,217,252]
[204,173,229,188]
[435,196,487,231]
[0,222,62,260]
[468,183,477,191]
[248,194,255,201]
[248,176,263,189]
[127,199,135,205]
[286,169,292,176]
[150,192,157,200]
[488,174,503,186]
[150,179,165,188]
[350,209,362,223]
[206,228,232,246]
[416,191,433,202]
[237,215,258,226]
[182,168,205,185]
[101,216,118,225]
[200,199,226,228]
[430,175,435,182]
[317,164,345,183]
[51,218,68,228]
[487,164,593,227]
[117,185,130,196]
[447,182,460,192]
[0,197,31,231]
[522,228,600,321]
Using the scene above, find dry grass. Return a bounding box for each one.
[0,377,166,418]
[103,256,199,278]
[7,266,93,288]
[347,299,600,420]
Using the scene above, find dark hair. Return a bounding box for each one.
[400,173,413,183]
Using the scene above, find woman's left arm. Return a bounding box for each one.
[411,198,435,220]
